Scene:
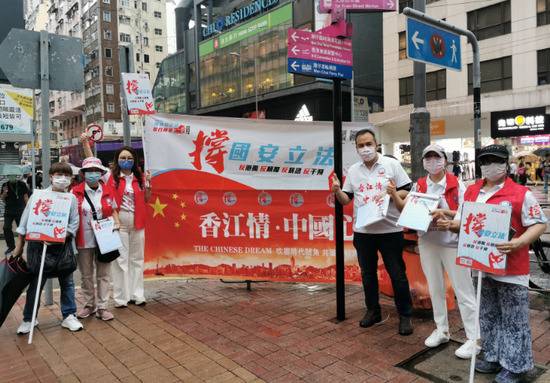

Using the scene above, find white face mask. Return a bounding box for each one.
[423,157,445,175]
[51,175,71,191]
[357,146,376,162]
[481,163,507,182]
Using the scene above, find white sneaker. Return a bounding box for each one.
[61,314,83,332]
[455,339,481,359]
[16,320,39,335]
[424,329,450,348]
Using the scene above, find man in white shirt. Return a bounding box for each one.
[331,129,414,335]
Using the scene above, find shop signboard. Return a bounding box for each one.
[491,107,550,138]
[0,85,33,136]
[353,96,369,121]
[519,135,550,145]
[318,0,396,12]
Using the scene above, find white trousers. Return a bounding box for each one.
[111,210,145,305]
[77,248,111,309]
[418,238,477,340]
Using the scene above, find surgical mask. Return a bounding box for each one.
[51,175,71,191]
[357,146,376,162]
[423,157,445,175]
[481,163,507,182]
[84,172,101,185]
[118,159,134,170]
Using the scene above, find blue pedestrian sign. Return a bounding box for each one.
[287,58,353,80]
[406,17,461,71]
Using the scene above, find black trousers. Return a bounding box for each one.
[3,212,22,250]
[353,231,413,317]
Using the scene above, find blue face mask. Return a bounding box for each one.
[85,172,101,184]
[118,159,134,170]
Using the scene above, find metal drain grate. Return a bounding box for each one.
[396,340,548,382]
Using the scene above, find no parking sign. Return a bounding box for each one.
[86,123,103,142]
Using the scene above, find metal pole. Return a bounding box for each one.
[403,7,481,177]
[40,30,53,306]
[409,0,430,182]
[333,78,345,321]
[254,53,259,118]
[120,45,134,147]
[31,90,36,191]
[351,71,354,122]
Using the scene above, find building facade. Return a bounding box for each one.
[153,0,384,122]
[371,0,550,162]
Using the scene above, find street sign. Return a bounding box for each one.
[86,123,104,142]
[319,0,396,13]
[0,29,84,91]
[287,29,353,80]
[406,18,461,71]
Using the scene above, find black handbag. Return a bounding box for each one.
[26,239,77,278]
[83,191,120,263]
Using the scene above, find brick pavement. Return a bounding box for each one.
[1,278,549,382]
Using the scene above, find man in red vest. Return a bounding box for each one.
[439,144,547,383]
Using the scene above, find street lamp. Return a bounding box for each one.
[229,48,259,119]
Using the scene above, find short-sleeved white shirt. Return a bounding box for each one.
[342,155,412,234]
[455,182,548,286]
[80,183,117,249]
[414,175,466,247]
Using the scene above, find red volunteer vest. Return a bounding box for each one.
[72,181,115,249]
[463,177,529,275]
[416,173,460,211]
[107,174,146,230]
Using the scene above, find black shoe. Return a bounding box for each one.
[475,359,501,374]
[359,310,382,328]
[398,316,413,336]
[4,247,15,255]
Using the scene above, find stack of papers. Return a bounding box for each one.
[397,192,441,231]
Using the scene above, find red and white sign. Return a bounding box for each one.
[457,201,512,275]
[121,73,155,116]
[86,123,103,142]
[288,28,353,67]
[25,190,72,243]
[319,0,396,12]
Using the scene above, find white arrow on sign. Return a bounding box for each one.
[291,31,299,42]
[290,61,299,71]
[411,31,424,50]
[387,0,395,8]
[291,46,300,55]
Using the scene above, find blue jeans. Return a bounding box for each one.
[544,174,549,192]
[23,273,77,321]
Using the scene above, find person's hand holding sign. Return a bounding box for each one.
[495,238,526,254]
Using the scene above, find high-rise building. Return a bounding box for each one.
[24,0,168,162]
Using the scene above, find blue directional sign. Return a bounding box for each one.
[287,58,353,80]
[406,17,462,71]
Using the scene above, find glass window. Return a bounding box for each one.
[154,28,162,35]
[103,10,111,22]
[400,70,446,105]
[538,0,550,26]
[399,76,413,105]
[154,11,161,18]
[398,31,406,60]
[199,16,293,108]
[142,2,147,11]
[105,48,112,58]
[467,1,510,41]
[155,45,163,52]
[105,66,113,76]
[107,103,115,113]
[538,48,550,85]
[468,56,512,94]
[120,33,131,43]
[143,37,149,46]
[103,29,112,40]
[153,51,187,114]
[144,54,150,63]
[106,83,114,94]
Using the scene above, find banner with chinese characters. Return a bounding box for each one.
[0,85,33,135]
[25,190,72,243]
[144,114,373,190]
[121,73,155,115]
[457,201,512,275]
[143,114,454,310]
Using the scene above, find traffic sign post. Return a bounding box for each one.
[287,25,354,321]
[404,7,481,179]
[404,8,482,381]
[86,123,104,142]
[406,17,462,71]
[0,28,84,306]
[319,0,396,22]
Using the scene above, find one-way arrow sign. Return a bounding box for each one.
[406,17,461,71]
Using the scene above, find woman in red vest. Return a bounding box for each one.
[391,144,478,359]
[81,134,152,308]
[439,145,547,383]
[72,157,120,321]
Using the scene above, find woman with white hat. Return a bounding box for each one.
[391,144,477,359]
[72,157,120,321]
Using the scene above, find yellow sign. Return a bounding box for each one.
[430,120,446,136]
[5,90,33,116]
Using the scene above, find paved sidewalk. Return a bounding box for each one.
[1,278,549,382]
